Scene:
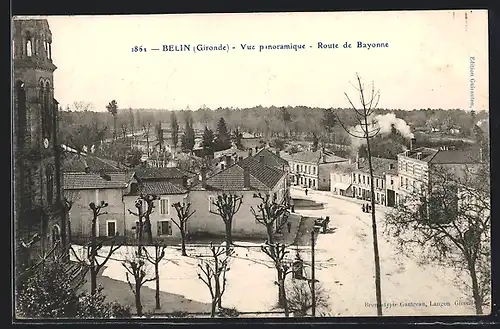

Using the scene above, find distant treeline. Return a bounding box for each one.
[58,103,488,149]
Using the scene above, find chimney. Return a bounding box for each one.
[259,155,265,164]
[248,148,253,157]
[255,146,258,153]
[243,166,250,188]
[275,149,280,157]
[201,168,207,188]
[410,137,416,151]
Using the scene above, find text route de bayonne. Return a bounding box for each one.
[131,41,390,53]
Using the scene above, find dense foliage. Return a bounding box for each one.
[16,259,131,319]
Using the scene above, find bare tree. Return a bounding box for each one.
[261,241,294,316]
[142,241,167,310]
[209,194,243,255]
[121,122,128,140]
[385,163,490,315]
[171,201,196,256]
[197,243,233,316]
[122,250,156,317]
[250,192,289,244]
[128,194,159,254]
[142,121,153,157]
[63,190,80,244]
[71,101,95,112]
[69,201,122,295]
[287,280,329,317]
[335,73,383,315]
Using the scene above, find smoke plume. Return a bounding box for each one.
[349,113,414,155]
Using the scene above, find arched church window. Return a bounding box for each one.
[26,39,32,57]
[25,32,33,57]
[48,42,52,60]
[51,224,61,247]
[46,164,54,205]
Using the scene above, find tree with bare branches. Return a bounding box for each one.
[385,163,490,315]
[121,122,128,140]
[197,243,233,316]
[63,190,80,244]
[335,73,383,315]
[250,192,289,244]
[209,194,243,255]
[69,201,122,295]
[122,249,156,317]
[261,241,294,316]
[142,120,153,157]
[171,201,196,256]
[142,242,167,310]
[128,194,159,254]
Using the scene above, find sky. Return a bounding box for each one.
[18,10,489,112]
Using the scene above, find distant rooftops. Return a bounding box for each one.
[62,153,124,173]
[398,147,482,164]
[134,167,191,180]
[281,150,346,164]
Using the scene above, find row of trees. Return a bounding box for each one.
[25,187,324,318]
[59,100,487,158]
[61,102,487,142]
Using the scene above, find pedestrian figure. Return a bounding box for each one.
[362,204,366,212]
[305,188,308,196]
[287,221,292,233]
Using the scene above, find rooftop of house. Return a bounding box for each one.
[134,167,191,180]
[339,157,398,176]
[62,153,125,173]
[281,149,347,165]
[191,156,286,191]
[214,146,249,159]
[63,172,132,190]
[398,147,482,164]
[240,147,289,168]
[127,180,187,196]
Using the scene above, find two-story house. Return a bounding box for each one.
[330,162,354,197]
[187,156,289,239]
[62,153,135,242]
[282,150,347,191]
[397,145,483,205]
[350,155,398,206]
[123,176,188,241]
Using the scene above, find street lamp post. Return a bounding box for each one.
[311,229,316,317]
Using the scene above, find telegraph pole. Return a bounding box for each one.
[311,229,316,317]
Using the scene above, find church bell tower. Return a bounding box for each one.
[12,18,66,261]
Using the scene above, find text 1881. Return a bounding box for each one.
[131,46,147,52]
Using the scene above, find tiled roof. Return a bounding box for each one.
[399,147,481,164]
[241,148,289,168]
[281,150,346,164]
[129,181,187,196]
[353,157,398,176]
[192,157,286,191]
[62,153,123,173]
[135,167,190,180]
[64,172,130,190]
[429,149,482,164]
